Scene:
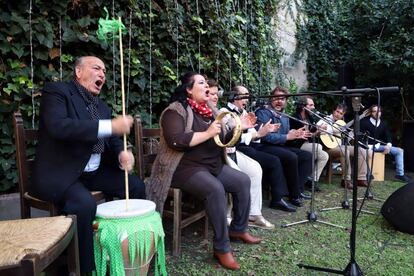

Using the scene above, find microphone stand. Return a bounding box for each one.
[232,86,400,102]
[276,111,345,230]
[357,134,384,203]
[233,86,399,276]
[320,134,351,210]
[298,88,373,276]
[319,133,375,215]
[304,108,375,215]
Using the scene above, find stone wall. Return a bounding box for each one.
[274,1,307,90]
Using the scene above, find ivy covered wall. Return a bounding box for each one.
[3,0,413,191]
[296,0,414,128]
[0,0,283,191]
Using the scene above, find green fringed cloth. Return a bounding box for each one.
[93,211,167,276]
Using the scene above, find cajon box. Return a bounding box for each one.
[370,153,385,181]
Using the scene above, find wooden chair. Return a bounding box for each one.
[134,114,208,256]
[0,215,79,276]
[13,111,106,219]
[325,150,343,184]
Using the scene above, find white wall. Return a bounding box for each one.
[274,1,307,90]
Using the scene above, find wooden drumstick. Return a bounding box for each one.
[118,17,129,210]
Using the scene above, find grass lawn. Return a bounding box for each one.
[163,169,414,275]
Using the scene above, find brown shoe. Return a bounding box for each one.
[228,231,262,244]
[357,180,368,187]
[213,251,240,270]
[341,179,353,189]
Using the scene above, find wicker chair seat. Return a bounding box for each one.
[0,216,72,267]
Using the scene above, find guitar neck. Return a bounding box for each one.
[344,112,368,129]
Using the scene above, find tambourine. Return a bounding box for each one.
[213,111,242,147]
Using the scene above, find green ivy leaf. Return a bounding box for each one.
[11,45,24,58]
[191,16,204,25]
[77,16,93,28]
[62,27,77,42]
[61,54,73,63]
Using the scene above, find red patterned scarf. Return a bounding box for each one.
[187,98,213,118]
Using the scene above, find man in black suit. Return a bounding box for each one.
[32,56,145,273]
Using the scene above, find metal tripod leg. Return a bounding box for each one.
[282,214,346,229]
[282,210,346,229]
[282,219,309,228]
[357,191,384,202]
[321,141,375,215]
[321,200,375,215]
[283,137,346,229]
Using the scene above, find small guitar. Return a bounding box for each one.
[320,120,346,149]
[320,110,370,149]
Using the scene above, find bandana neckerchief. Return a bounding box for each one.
[187,98,213,118]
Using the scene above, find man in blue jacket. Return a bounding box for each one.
[32,56,145,273]
[254,87,313,207]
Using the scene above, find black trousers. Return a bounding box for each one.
[252,144,312,198]
[60,164,145,273]
[237,145,288,203]
[171,165,250,253]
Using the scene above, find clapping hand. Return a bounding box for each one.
[256,120,280,138]
[240,113,257,130]
[287,127,311,140]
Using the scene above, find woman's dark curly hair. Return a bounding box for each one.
[169,72,200,107]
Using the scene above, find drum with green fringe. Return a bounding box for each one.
[93,199,166,276]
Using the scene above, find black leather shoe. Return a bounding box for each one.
[269,199,296,212]
[305,180,322,192]
[395,174,411,182]
[300,192,311,200]
[289,197,303,207]
[305,180,312,190]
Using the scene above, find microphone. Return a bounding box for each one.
[341,86,400,94]
[251,98,267,110]
[218,90,238,101]
[376,86,399,93]
[217,88,227,98]
[315,110,329,117]
[234,94,253,100]
[303,107,328,118]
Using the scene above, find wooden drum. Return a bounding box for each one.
[370,152,385,182]
[94,199,166,276]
